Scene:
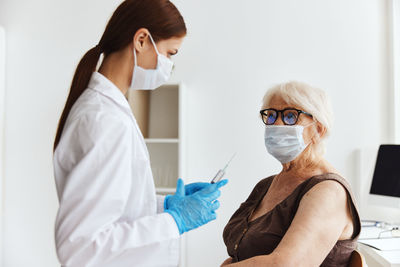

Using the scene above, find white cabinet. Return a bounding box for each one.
[127,83,186,194]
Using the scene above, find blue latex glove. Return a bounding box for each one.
[164,181,220,209]
[185,182,210,195]
[165,178,228,234]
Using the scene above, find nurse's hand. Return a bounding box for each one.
[165,178,228,234]
[185,182,210,195]
[164,180,227,209]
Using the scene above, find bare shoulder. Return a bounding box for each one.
[301,179,348,211]
[307,179,347,196]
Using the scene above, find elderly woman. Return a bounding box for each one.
[221,82,360,267]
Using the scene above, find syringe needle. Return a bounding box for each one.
[211,153,237,184]
[223,152,237,171]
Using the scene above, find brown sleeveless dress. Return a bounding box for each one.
[223,173,361,267]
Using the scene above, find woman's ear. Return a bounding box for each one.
[310,122,326,144]
[133,28,150,53]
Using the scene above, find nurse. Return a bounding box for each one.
[53,0,227,266]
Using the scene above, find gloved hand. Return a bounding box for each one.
[165,178,228,234]
[164,181,222,209]
[185,182,210,195]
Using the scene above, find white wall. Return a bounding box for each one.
[0,25,6,266]
[0,0,397,266]
[392,0,400,143]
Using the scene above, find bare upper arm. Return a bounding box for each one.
[272,180,351,267]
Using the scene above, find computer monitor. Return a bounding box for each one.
[368,145,400,209]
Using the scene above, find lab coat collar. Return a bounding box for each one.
[88,72,133,116]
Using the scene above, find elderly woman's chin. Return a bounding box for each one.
[222,81,360,267]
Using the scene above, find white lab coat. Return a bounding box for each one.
[53,72,180,267]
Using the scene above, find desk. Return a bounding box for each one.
[358,226,400,267]
[358,242,400,267]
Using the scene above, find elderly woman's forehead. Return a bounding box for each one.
[266,95,302,109]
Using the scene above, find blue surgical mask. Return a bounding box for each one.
[264,123,314,164]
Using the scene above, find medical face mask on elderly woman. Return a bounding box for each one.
[264,123,315,164]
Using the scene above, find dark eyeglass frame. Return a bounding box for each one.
[260,108,313,125]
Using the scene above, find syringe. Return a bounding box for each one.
[211,153,236,184]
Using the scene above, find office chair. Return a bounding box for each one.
[348,250,367,267]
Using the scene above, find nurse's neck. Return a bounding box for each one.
[98,46,133,96]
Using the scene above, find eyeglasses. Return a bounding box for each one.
[260,108,313,126]
[378,227,400,238]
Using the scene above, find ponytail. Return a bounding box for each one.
[53,45,102,150]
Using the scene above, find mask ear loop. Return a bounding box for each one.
[131,44,138,88]
[147,33,162,70]
[133,46,138,66]
[148,33,160,55]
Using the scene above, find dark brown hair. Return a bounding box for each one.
[54,0,186,150]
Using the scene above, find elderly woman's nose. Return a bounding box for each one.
[275,116,285,125]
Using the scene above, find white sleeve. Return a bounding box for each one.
[54,114,179,267]
[156,194,166,213]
